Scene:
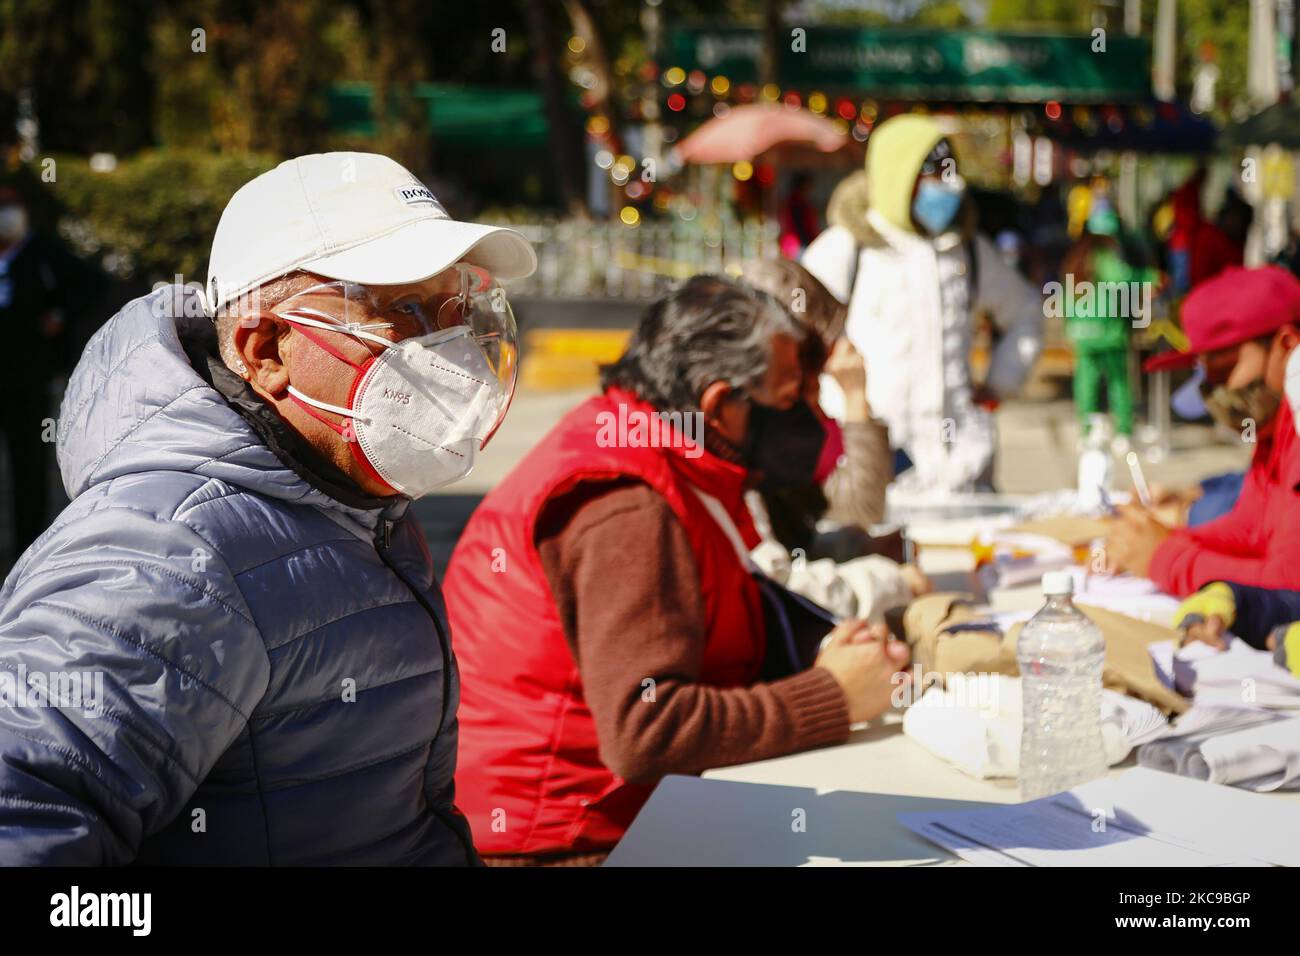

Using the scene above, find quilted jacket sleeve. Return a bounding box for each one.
[0,504,270,864]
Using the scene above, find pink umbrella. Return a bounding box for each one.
[673,104,860,167]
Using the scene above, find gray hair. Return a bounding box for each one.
[740,257,847,350]
[214,270,320,371]
[599,274,803,414]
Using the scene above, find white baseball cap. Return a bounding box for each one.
[205,151,536,314]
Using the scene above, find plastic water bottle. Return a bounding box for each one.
[1017,571,1108,799]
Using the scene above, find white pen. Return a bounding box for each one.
[1125,451,1152,507]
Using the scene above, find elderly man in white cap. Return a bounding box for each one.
[0,153,535,864]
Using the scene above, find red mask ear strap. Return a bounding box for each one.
[288,391,349,435]
[282,318,366,370]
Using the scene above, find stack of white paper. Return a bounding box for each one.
[1108,691,1171,746]
[1183,643,1300,707]
[1149,637,1219,689]
[1150,637,1300,707]
[1074,579,1181,625]
[1162,704,1283,737]
[1139,705,1300,791]
[899,767,1300,866]
[1193,719,1300,791]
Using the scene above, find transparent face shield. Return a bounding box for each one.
[273,263,519,450]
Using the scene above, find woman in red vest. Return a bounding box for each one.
[443,275,910,865]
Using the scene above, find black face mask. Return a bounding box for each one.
[742,400,827,491]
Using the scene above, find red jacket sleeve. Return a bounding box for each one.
[1149,464,1300,596]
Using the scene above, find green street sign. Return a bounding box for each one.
[667,26,1152,103]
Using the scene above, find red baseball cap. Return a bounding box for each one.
[1144,265,1300,372]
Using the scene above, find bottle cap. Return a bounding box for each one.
[1041,571,1074,596]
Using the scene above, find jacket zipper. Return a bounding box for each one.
[374,515,477,864]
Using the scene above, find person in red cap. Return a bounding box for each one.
[1106,265,1300,596]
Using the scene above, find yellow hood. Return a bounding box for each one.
[865,114,950,235]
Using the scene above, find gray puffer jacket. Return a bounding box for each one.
[0,286,475,865]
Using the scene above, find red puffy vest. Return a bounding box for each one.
[443,388,766,855]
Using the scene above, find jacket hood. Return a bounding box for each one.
[57,285,398,531]
[865,114,951,235]
[826,170,874,245]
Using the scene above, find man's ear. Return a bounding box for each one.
[1278,324,1300,353]
[1260,325,1300,393]
[698,380,733,430]
[233,314,290,396]
[1270,325,1300,375]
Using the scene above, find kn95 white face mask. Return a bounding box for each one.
[273,267,518,497]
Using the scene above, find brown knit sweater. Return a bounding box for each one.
[534,479,850,786]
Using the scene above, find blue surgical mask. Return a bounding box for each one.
[912,180,964,236]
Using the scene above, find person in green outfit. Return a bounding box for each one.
[1060,201,1160,446]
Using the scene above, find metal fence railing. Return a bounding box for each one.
[494,218,780,299]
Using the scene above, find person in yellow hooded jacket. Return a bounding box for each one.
[801,115,1044,492]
